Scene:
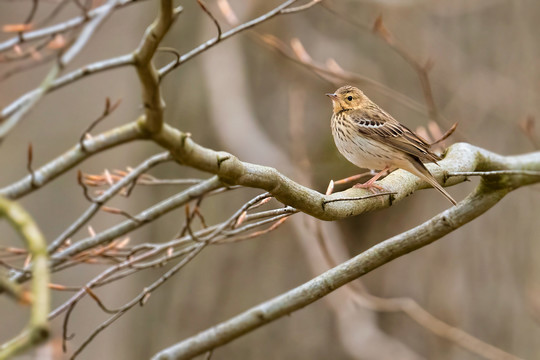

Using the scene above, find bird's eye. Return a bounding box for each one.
[347,96,353,101]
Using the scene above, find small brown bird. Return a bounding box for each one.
[327,85,456,206]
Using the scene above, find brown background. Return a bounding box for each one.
[1,0,539,359]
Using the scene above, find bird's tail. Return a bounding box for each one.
[408,157,457,206]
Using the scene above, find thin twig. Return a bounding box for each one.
[26,143,37,188]
[47,152,172,253]
[197,0,222,41]
[76,170,95,203]
[430,122,458,145]
[0,0,143,53]
[101,206,141,223]
[22,0,39,25]
[280,0,322,14]
[49,177,222,266]
[1,54,134,121]
[0,0,120,140]
[0,121,143,200]
[79,97,122,152]
[69,245,205,359]
[158,0,298,78]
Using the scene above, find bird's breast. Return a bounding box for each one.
[331,114,400,170]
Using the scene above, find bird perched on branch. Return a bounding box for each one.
[326,85,456,206]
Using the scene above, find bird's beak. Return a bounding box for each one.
[326,93,338,100]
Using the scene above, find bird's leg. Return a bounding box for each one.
[325,171,373,195]
[352,166,390,192]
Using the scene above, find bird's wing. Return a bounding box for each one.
[349,110,441,163]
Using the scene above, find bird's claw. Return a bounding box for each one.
[352,182,386,193]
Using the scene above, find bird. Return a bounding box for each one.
[326,85,457,206]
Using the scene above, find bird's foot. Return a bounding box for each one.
[352,181,385,193]
[325,171,374,195]
[351,167,390,193]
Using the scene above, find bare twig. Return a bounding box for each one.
[197,0,222,41]
[79,97,122,151]
[1,1,539,358]
[280,0,322,14]
[156,47,180,78]
[1,54,134,121]
[0,121,144,200]
[76,170,94,203]
[430,122,458,145]
[68,245,205,359]
[48,177,223,267]
[0,0,121,140]
[26,143,37,188]
[22,0,39,26]
[101,206,141,223]
[46,152,172,254]
[0,0,144,53]
[158,0,298,78]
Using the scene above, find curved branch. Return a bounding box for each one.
[0,197,49,358]
[153,124,540,220]
[151,182,510,360]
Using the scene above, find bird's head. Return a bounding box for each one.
[326,85,366,113]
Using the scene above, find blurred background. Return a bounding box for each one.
[1,0,539,359]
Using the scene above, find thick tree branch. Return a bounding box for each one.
[153,124,540,220]
[0,197,49,359]
[151,181,512,360]
[133,0,180,133]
